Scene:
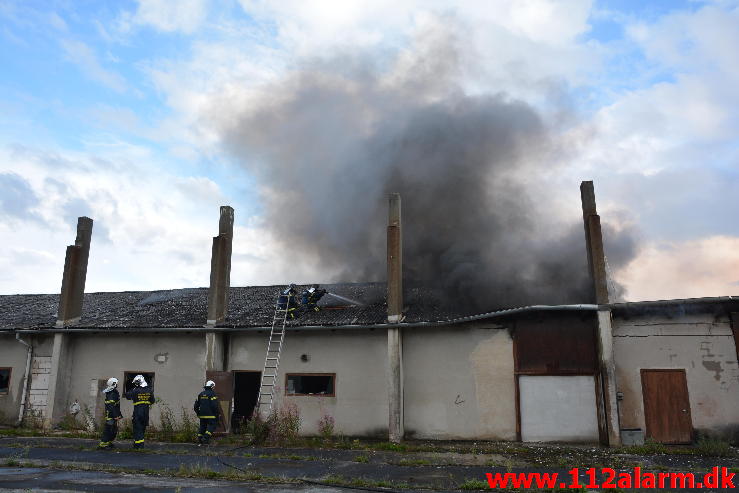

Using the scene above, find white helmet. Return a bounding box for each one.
[205,380,215,389]
[133,374,148,387]
[103,377,118,393]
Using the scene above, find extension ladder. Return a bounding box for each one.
[255,290,289,415]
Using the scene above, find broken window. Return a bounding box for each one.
[0,368,9,395]
[123,371,155,393]
[285,373,335,396]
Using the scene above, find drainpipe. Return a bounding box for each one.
[15,333,32,426]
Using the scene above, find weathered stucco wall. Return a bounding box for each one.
[403,326,516,440]
[0,334,30,424]
[229,329,388,437]
[613,312,739,440]
[63,333,207,427]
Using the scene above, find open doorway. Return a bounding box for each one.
[232,371,261,434]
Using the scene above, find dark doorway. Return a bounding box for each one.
[232,371,261,434]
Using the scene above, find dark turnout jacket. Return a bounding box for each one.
[103,389,122,422]
[194,388,220,419]
[124,386,155,424]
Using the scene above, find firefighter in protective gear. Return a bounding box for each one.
[124,374,155,449]
[194,380,220,445]
[98,377,122,449]
[277,284,299,319]
[301,284,327,312]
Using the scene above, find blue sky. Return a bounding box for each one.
[0,0,737,301]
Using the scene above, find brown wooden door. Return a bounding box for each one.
[641,369,693,444]
[206,371,233,433]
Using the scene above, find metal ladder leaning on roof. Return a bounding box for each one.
[255,289,290,415]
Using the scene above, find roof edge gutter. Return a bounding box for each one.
[608,296,737,309]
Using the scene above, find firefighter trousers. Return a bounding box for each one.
[198,418,217,443]
[99,420,117,447]
[132,415,147,447]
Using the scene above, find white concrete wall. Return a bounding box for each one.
[229,329,389,437]
[0,334,31,424]
[403,326,516,440]
[519,375,599,442]
[63,333,207,426]
[613,313,739,439]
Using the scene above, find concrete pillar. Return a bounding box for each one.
[207,206,234,326]
[387,193,404,442]
[56,217,93,326]
[596,310,621,446]
[580,180,621,446]
[580,182,608,305]
[45,333,71,428]
[387,193,402,322]
[205,206,233,374]
[205,332,225,372]
[388,327,404,443]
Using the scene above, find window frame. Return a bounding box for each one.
[284,373,336,397]
[0,367,11,395]
[122,371,156,394]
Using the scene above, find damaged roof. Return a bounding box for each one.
[0,283,471,330]
[1,285,736,331]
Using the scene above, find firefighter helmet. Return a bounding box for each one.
[103,377,118,393]
[205,380,215,389]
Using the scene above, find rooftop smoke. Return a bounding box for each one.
[211,25,636,311]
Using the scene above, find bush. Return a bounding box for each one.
[269,401,301,445]
[81,405,97,432]
[623,438,668,455]
[318,412,335,440]
[118,418,133,439]
[245,411,271,445]
[246,402,302,446]
[23,409,44,430]
[695,436,734,457]
[57,413,79,431]
[156,402,198,443]
[157,402,177,441]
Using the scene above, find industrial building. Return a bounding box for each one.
[0,182,737,446]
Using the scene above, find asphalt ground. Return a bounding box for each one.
[1,436,738,491]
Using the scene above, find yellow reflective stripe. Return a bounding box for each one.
[104,400,118,404]
[134,439,145,443]
[99,441,109,446]
[198,415,216,419]
[205,431,212,435]
[133,401,151,405]
[210,397,218,400]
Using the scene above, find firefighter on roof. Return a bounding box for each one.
[302,284,327,312]
[124,374,155,449]
[194,380,220,445]
[277,284,299,319]
[98,377,122,449]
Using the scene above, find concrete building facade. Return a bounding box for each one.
[1,183,738,445]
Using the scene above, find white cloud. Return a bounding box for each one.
[616,236,739,301]
[564,6,739,178]
[130,0,208,34]
[60,39,127,93]
[0,144,251,294]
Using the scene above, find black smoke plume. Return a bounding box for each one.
[211,28,636,311]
